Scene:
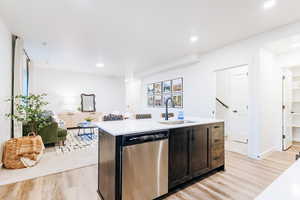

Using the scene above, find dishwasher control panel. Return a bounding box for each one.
[122,131,169,146]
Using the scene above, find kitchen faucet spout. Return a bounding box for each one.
[165,97,174,120]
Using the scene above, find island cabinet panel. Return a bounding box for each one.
[190,126,210,177]
[210,124,225,169]
[98,131,117,200]
[169,128,190,189]
[168,123,224,190]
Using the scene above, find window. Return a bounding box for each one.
[22,53,29,96]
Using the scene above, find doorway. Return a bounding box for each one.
[282,67,300,151]
[264,34,300,152]
[215,65,249,155]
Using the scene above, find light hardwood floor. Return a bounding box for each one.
[0,148,299,200]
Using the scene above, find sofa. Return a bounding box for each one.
[39,122,67,145]
[23,122,67,145]
[23,110,68,145]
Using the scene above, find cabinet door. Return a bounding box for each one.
[190,126,210,177]
[169,128,190,189]
[211,123,225,169]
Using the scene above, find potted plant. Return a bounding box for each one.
[6,93,51,135]
[85,117,94,123]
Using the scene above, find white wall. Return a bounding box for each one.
[277,49,300,67]
[140,64,215,119]
[0,18,12,164]
[125,78,142,114]
[31,67,125,114]
[132,21,300,158]
[258,49,282,155]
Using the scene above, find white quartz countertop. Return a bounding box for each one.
[255,159,300,200]
[95,117,224,136]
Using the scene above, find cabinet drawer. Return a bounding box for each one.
[211,143,224,169]
[211,124,224,144]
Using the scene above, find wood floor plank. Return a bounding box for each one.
[0,148,298,200]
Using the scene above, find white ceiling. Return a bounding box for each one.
[1,0,300,77]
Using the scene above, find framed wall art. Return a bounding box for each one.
[172,78,183,92]
[147,95,154,107]
[154,82,162,94]
[172,93,183,108]
[163,93,172,106]
[163,80,171,93]
[147,77,183,108]
[147,83,154,95]
[154,95,162,107]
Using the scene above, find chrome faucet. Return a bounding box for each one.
[165,97,174,120]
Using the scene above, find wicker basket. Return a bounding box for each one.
[2,133,45,169]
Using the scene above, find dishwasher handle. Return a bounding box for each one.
[122,131,169,146]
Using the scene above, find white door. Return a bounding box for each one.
[282,69,293,150]
[229,66,249,145]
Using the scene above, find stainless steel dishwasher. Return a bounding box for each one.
[121,131,169,200]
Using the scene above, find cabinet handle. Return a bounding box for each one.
[214,126,220,129]
[214,139,221,143]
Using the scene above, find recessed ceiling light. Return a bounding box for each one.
[96,63,104,68]
[190,36,199,43]
[263,0,276,10]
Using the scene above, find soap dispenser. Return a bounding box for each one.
[178,110,184,120]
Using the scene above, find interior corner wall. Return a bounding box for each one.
[31,67,126,114]
[125,78,142,113]
[258,49,282,156]
[136,21,300,159]
[0,18,12,164]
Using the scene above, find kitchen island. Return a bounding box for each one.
[96,118,225,200]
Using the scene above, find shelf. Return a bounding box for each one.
[293,125,300,128]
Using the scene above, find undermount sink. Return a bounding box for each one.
[158,120,197,125]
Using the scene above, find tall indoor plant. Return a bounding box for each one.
[6,93,51,135]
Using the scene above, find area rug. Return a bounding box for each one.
[0,130,98,186]
[55,131,98,154]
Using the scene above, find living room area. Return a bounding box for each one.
[0,33,127,185]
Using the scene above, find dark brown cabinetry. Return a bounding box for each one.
[211,124,225,169]
[168,128,190,189]
[169,123,224,190]
[190,125,210,177]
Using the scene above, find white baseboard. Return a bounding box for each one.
[257,147,277,159]
[293,138,300,142]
